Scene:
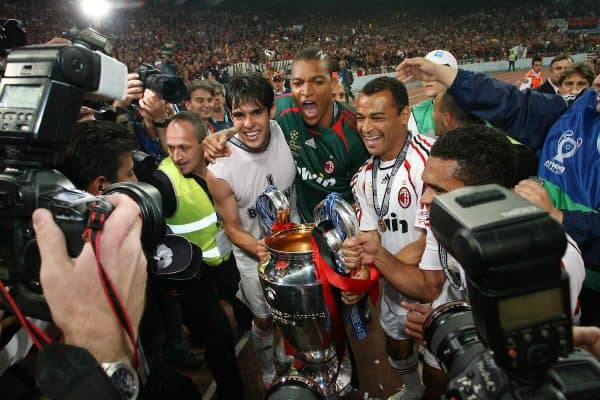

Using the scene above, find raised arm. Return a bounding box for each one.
[396,58,568,151]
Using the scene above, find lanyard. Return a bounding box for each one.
[438,244,465,292]
[372,133,412,230]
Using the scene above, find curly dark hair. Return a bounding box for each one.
[430,126,517,189]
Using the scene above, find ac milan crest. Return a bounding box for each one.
[398,187,411,208]
[324,160,336,174]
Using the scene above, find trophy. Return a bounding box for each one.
[257,190,359,399]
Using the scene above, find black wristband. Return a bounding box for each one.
[153,117,171,128]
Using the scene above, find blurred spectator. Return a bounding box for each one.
[537,54,574,95]
[520,56,544,90]
[271,71,289,95]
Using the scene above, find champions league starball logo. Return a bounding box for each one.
[545,130,583,175]
[553,130,582,163]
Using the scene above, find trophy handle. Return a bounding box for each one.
[256,185,291,235]
[313,193,359,242]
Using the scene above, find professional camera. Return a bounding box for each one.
[0,42,168,320]
[424,184,600,399]
[137,64,186,104]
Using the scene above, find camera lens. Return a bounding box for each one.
[145,74,187,104]
[103,182,166,253]
[423,301,487,379]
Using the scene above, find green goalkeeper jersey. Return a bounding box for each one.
[275,95,368,222]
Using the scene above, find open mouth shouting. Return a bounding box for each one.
[302,100,319,120]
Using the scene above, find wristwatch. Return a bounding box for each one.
[102,361,140,400]
[153,116,171,128]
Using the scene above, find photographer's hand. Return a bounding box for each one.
[33,194,147,364]
[573,326,600,358]
[139,89,168,123]
[113,73,145,109]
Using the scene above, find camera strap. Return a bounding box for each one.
[0,281,53,349]
[82,201,141,373]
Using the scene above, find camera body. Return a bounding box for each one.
[0,41,167,320]
[137,64,186,104]
[0,169,115,319]
[0,44,126,164]
[426,184,600,398]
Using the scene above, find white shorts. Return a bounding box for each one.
[379,293,425,341]
[237,268,271,319]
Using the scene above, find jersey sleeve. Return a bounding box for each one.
[207,157,233,183]
[419,228,443,271]
[351,163,377,231]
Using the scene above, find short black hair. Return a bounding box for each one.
[532,56,543,65]
[360,77,408,113]
[293,46,331,74]
[438,92,483,127]
[430,126,516,189]
[170,111,208,142]
[550,54,574,67]
[226,73,274,111]
[63,120,135,190]
[186,79,215,100]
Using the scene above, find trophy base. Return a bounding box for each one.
[298,356,352,399]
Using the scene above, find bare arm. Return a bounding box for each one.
[207,171,259,258]
[360,231,445,303]
[394,232,427,265]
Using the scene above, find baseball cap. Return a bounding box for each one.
[425,50,458,70]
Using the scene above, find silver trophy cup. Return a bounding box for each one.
[258,191,356,398]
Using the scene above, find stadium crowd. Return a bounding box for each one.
[4,0,600,79]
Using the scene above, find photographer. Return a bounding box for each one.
[396,58,600,326]
[369,127,585,399]
[33,194,146,400]
[56,119,203,398]
[62,120,137,194]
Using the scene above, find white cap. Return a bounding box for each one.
[425,50,458,70]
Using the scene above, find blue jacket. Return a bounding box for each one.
[449,70,600,287]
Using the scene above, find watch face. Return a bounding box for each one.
[105,363,140,400]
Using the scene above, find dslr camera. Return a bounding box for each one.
[425,184,600,399]
[137,64,186,104]
[0,40,167,320]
